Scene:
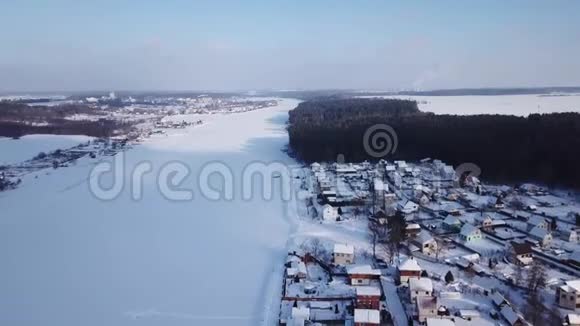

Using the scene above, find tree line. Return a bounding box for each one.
[0,102,136,138]
[288,98,580,188]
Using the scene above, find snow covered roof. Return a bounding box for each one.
[529,225,550,239]
[443,215,461,225]
[490,291,507,306]
[354,309,380,324]
[500,305,524,326]
[510,241,532,255]
[347,265,381,276]
[406,223,421,230]
[291,307,310,319]
[426,319,455,326]
[398,258,422,272]
[459,309,481,318]
[356,286,381,297]
[460,223,480,237]
[565,280,580,292]
[322,203,335,210]
[413,230,435,245]
[334,243,354,255]
[527,215,547,226]
[567,314,580,325]
[374,178,386,191]
[409,277,433,293]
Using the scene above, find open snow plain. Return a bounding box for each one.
[362,94,580,116]
[0,99,301,326]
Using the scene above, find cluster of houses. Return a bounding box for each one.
[296,159,580,325]
[279,243,387,325]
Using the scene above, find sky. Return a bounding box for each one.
[1,0,580,92]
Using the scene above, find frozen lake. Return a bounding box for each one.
[0,99,300,326]
[361,94,580,116]
[0,134,92,166]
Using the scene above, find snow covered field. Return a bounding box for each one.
[0,99,301,326]
[0,134,93,165]
[361,94,580,116]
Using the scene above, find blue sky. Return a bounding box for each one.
[1,0,579,91]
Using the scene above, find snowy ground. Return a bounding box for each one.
[0,99,301,326]
[360,94,580,116]
[0,134,93,165]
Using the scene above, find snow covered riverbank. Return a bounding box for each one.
[0,134,93,165]
[0,99,301,326]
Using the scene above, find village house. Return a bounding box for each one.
[481,215,506,232]
[526,215,549,232]
[563,229,579,244]
[347,265,381,286]
[409,230,438,256]
[443,215,462,232]
[397,257,422,283]
[354,309,380,326]
[373,209,388,225]
[374,178,387,198]
[286,306,310,326]
[355,286,381,310]
[406,223,422,237]
[509,241,533,266]
[458,224,482,242]
[528,225,553,247]
[426,319,455,326]
[399,200,419,214]
[419,194,430,206]
[557,280,580,310]
[322,204,339,221]
[491,291,508,308]
[286,256,308,280]
[416,296,439,323]
[409,277,433,300]
[333,243,354,265]
[565,313,580,326]
[500,305,527,326]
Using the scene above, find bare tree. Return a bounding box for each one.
[526,260,547,294]
[435,237,449,261]
[513,263,524,287]
[509,196,525,214]
[524,291,547,325]
[310,238,324,258]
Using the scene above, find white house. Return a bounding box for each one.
[563,229,578,244]
[409,277,433,300]
[399,200,419,214]
[322,204,339,221]
[459,224,482,242]
[526,215,549,232]
[397,258,422,283]
[333,243,354,265]
[443,215,462,231]
[529,225,552,247]
[410,230,438,255]
[354,309,380,325]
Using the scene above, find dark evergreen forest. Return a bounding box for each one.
[288,98,580,188]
